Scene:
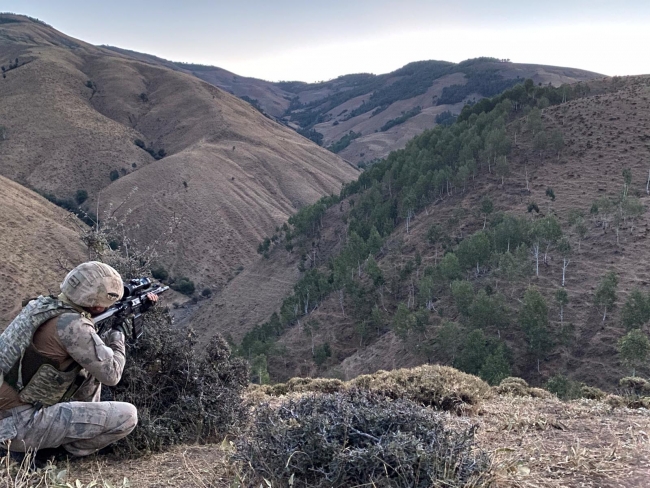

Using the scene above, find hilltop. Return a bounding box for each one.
[103,48,601,166]
[0,14,358,292]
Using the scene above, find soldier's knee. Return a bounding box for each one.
[114,402,137,434]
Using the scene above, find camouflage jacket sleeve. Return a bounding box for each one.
[56,312,126,386]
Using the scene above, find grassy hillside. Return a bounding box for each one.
[0,14,358,290]
[214,74,650,391]
[0,175,86,327]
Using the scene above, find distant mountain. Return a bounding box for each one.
[103,48,602,166]
[0,14,358,292]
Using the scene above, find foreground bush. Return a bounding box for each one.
[235,390,490,488]
[108,310,249,457]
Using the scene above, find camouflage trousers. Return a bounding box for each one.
[0,400,137,456]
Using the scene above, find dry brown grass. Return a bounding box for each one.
[0,175,86,328]
[458,395,650,487]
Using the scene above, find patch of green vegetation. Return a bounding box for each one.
[438,72,519,106]
[380,106,422,132]
[170,277,195,295]
[328,131,361,153]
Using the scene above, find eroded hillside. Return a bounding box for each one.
[0,14,358,290]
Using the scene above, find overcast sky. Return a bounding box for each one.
[4,1,650,82]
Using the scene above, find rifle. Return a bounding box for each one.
[93,278,169,342]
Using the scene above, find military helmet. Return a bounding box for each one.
[60,262,123,308]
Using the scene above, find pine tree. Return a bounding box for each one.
[555,288,569,325]
[451,280,474,317]
[520,287,551,372]
[594,271,618,323]
[479,345,511,385]
[620,289,650,331]
[618,329,650,376]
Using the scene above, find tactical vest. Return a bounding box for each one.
[0,296,87,408]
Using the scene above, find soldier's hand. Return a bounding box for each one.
[141,292,159,312]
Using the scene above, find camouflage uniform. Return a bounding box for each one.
[0,262,138,456]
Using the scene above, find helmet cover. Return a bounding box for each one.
[60,261,123,308]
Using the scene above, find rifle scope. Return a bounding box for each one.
[123,277,153,297]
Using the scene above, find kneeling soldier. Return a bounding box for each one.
[0,261,156,456]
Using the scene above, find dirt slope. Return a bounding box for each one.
[0,14,358,289]
[0,175,86,327]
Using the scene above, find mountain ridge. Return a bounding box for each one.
[99,47,602,166]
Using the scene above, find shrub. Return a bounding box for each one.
[109,313,249,457]
[529,387,553,399]
[109,169,120,181]
[494,378,530,397]
[313,342,331,366]
[235,390,490,488]
[258,377,346,396]
[605,394,627,409]
[75,189,88,205]
[500,376,528,387]
[150,265,169,281]
[580,385,606,400]
[619,376,650,395]
[257,365,491,414]
[171,277,195,295]
[201,287,212,298]
[134,139,146,149]
[545,374,582,400]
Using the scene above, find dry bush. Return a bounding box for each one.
[107,311,249,457]
[235,390,491,488]
[604,394,628,409]
[256,365,491,414]
[626,397,650,409]
[580,385,607,400]
[494,382,527,397]
[349,365,491,413]
[0,451,130,488]
[259,377,345,396]
[493,378,552,399]
[619,376,650,395]
[528,387,553,399]
[499,377,528,387]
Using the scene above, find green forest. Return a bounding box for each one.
[240,77,648,392]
